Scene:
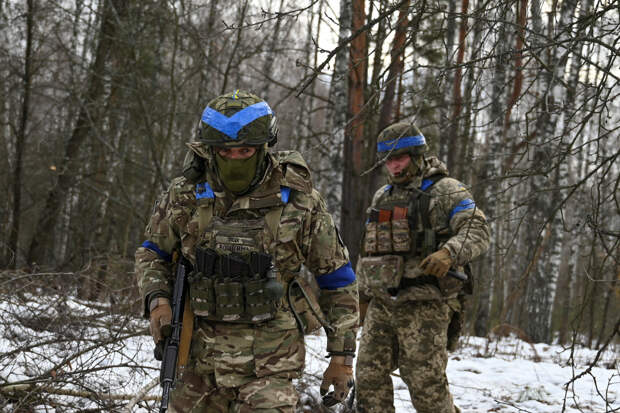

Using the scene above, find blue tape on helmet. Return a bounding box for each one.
[196,182,215,199]
[377,135,426,152]
[449,198,475,219]
[141,240,172,262]
[201,101,273,139]
[280,186,291,204]
[316,262,356,290]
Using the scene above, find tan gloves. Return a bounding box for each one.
[420,248,453,278]
[320,355,354,407]
[149,297,172,344]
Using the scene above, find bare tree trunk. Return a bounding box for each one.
[460,0,488,336]
[439,0,458,162]
[595,265,616,349]
[446,0,468,176]
[340,0,369,264]
[550,0,591,343]
[221,0,249,94]
[260,0,286,101]
[362,0,387,177]
[325,0,352,217]
[0,2,10,268]
[6,0,35,269]
[524,0,577,343]
[377,0,410,131]
[26,0,128,268]
[193,0,220,109]
[481,1,512,334]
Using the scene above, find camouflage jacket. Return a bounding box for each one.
[358,156,490,303]
[135,150,358,354]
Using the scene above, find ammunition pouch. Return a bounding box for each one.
[188,248,282,323]
[363,208,412,254]
[357,255,404,298]
[363,209,444,257]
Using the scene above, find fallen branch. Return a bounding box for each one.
[1,382,160,402]
[123,376,160,412]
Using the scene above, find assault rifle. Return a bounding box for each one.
[154,256,192,413]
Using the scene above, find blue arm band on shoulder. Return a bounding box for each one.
[316,262,356,290]
[201,102,273,139]
[281,186,291,204]
[377,135,426,152]
[196,182,215,199]
[141,240,172,262]
[449,198,476,220]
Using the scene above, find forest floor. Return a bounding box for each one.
[0,293,617,412]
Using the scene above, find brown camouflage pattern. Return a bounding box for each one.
[355,156,489,413]
[135,150,358,410]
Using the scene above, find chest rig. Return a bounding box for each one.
[358,174,451,298]
[363,174,448,259]
[182,151,326,330]
[186,185,289,324]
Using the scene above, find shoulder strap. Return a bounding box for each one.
[263,187,291,250]
[418,174,446,229]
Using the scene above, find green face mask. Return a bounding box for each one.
[215,152,259,194]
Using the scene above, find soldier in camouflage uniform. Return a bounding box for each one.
[135,90,358,412]
[355,122,490,413]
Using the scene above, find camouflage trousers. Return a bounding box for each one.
[170,314,304,413]
[355,298,460,413]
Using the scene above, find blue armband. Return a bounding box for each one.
[449,198,476,219]
[141,240,172,262]
[316,262,356,290]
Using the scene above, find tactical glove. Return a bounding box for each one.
[320,355,354,407]
[419,248,453,278]
[149,297,172,344]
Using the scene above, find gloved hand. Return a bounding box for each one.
[149,297,172,345]
[419,248,453,278]
[320,355,354,407]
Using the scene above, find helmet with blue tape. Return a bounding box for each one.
[376,122,428,158]
[198,90,278,147]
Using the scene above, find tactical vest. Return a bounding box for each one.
[359,174,456,297]
[182,152,326,332]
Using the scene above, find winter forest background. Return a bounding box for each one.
[0,0,618,411]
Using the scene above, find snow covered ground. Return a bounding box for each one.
[1,294,617,412]
[304,334,619,413]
